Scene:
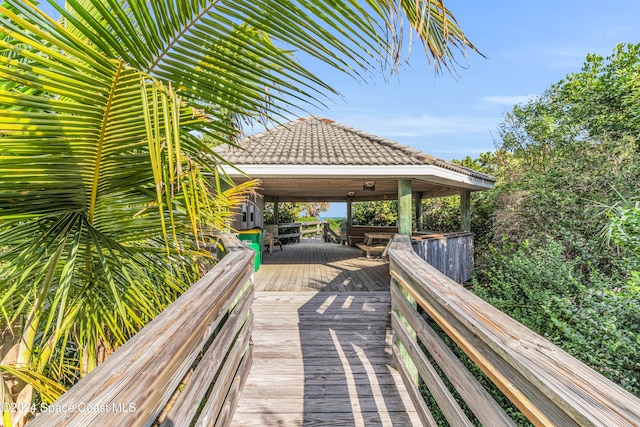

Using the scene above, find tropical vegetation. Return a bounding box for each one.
[0,0,477,424]
[455,44,640,399]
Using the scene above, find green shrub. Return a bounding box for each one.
[474,238,580,334]
[474,237,640,396]
[549,276,640,394]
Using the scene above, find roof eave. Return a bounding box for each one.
[220,163,495,191]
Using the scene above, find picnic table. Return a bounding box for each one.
[356,232,394,259]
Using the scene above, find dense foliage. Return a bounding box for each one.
[470,43,640,396]
[351,200,399,225]
[415,44,640,423]
[263,202,301,224]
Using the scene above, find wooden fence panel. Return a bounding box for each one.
[411,232,474,283]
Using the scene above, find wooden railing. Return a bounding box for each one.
[277,222,301,243]
[389,234,640,427]
[322,222,342,244]
[300,220,325,237]
[30,234,255,427]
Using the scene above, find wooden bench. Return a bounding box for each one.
[356,232,395,258]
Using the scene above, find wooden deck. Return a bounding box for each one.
[232,240,421,426]
[254,238,390,292]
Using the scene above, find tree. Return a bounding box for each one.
[300,202,330,219]
[551,43,640,144]
[0,0,477,419]
[263,202,300,224]
[470,44,640,396]
[498,43,640,173]
[352,201,398,226]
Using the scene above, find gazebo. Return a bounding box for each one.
[215,116,495,235]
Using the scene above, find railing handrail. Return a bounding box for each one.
[389,234,640,427]
[30,233,255,427]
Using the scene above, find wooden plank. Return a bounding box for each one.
[231,410,421,426]
[214,346,253,427]
[240,381,411,398]
[252,346,391,360]
[391,282,515,427]
[242,371,402,385]
[392,312,474,427]
[160,287,254,426]
[234,394,413,413]
[243,361,395,377]
[253,291,391,303]
[393,345,439,427]
[251,329,390,341]
[194,315,253,426]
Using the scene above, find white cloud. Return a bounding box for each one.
[482,95,536,105]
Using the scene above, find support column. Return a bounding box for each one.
[460,189,471,232]
[398,180,412,236]
[273,198,279,225]
[415,192,424,231]
[346,196,354,226]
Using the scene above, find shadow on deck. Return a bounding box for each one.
[232,240,421,426]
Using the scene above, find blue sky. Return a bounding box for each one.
[306,1,640,217]
[37,1,640,218]
[39,1,640,161]
[293,1,640,161]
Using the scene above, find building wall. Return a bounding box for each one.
[231,194,264,231]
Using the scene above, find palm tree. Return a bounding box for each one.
[0,0,478,421]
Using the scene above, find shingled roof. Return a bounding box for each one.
[215,116,495,182]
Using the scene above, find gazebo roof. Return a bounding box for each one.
[215,116,495,202]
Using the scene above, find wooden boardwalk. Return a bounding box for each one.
[231,240,421,426]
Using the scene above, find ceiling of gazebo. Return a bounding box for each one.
[214,116,495,202]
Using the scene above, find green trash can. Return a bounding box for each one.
[238,229,263,271]
[244,242,261,271]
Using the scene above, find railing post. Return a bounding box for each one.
[273,198,279,226]
[398,179,412,235]
[390,235,419,384]
[416,191,424,231]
